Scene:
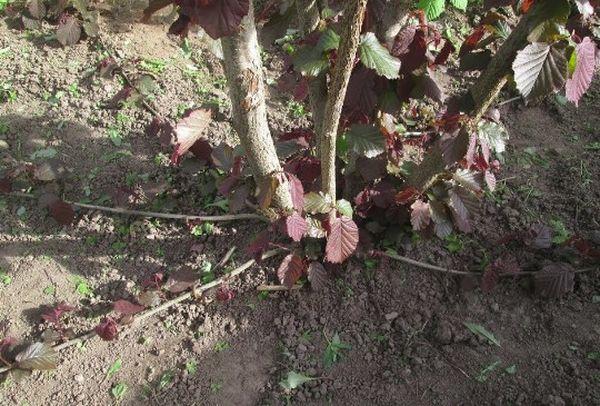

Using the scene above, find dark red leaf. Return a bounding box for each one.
[277,254,306,288]
[141,273,164,290]
[216,286,236,302]
[293,78,309,101]
[168,14,191,37]
[285,212,307,242]
[325,216,359,263]
[113,300,145,315]
[49,200,75,226]
[396,187,418,205]
[171,108,212,165]
[459,26,486,57]
[307,261,328,291]
[535,263,575,298]
[433,39,455,66]
[106,86,133,108]
[0,177,12,193]
[284,156,321,190]
[41,302,75,325]
[343,65,377,118]
[246,230,270,261]
[177,0,250,39]
[95,317,119,341]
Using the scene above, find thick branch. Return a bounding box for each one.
[221,1,293,210]
[296,0,328,139]
[468,9,540,119]
[319,0,368,202]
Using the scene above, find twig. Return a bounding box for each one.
[256,284,302,291]
[496,96,522,107]
[0,249,283,375]
[381,251,598,277]
[381,251,474,276]
[7,192,269,223]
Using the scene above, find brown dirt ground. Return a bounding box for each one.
[1,12,599,406]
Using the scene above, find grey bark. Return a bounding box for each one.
[221,1,293,210]
[468,8,541,120]
[295,0,328,140]
[378,0,412,48]
[319,0,368,202]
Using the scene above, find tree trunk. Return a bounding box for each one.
[319,0,368,202]
[296,0,328,141]
[378,0,412,48]
[221,1,293,210]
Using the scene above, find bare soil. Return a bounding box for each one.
[1,15,599,406]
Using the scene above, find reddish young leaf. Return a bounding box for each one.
[325,216,359,264]
[113,300,145,315]
[49,200,75,226]
[396,187,418,205]
[410,199,430,231]
[41,302,75,325]
[566,37,597,106]
[178,0,250,39]
[286,172,304,211]
[433,40,455,66]
[141,272,164,290]
[171,109,212,165]
[521,0,535,13]
[285,212,308,242]
[277,254,306,288]
[216,286,236,302]
[459,26,486,57]
[95,317,119,341]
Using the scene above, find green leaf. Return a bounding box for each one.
[279,371,315,390]
[476,360,501,382]
[316,28,340,52]
[336,199,353,218]
[358,32,401,79]
[477,121,509,154]
[512,42,568,100]
[106,359,122,378]
[323,333,351,368]
[111,383,128,400]
[158,370,175,389]
[345,124,386,158]
[449,0,467,11]
[417,0,445,20]
[505,364,517,374]
[464,322,501,347]
[304,192,333,214]
[293,46,329,77]
[185,359,198,375]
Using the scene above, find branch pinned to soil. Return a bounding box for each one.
[0,248,283,376]
[379,251,598,277]
[7,192,269,223]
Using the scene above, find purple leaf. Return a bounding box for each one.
[286,172,304,211]
[49,200,75,226]
[307,261,328,291]
[285,212,307,242]
[178,0,250,39]
[325,216,359,263]
[410,199,430,231]
[277,254,306,289]
[95,317,119,341]
[171,109,212,165]
[535,263,575,298]
[113,300,145,315]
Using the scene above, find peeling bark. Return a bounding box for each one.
[221,1,293,210]
[319,0,368,202]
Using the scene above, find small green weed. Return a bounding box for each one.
[323,333,351,368]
